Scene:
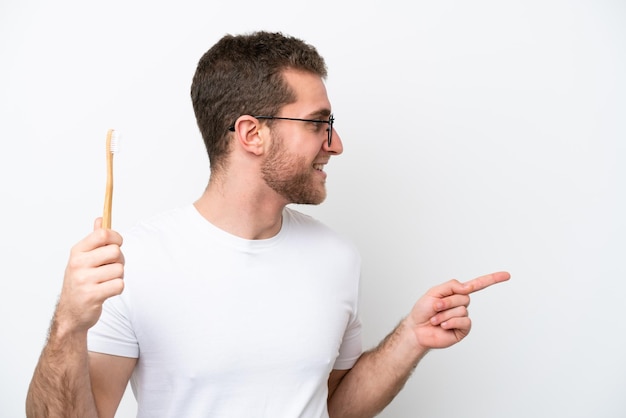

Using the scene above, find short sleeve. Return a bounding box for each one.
[333,310,362,370]
[88,294,139,358]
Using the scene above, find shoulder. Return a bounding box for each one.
[283,207,360,258]
[124,205,195,237]
[283,207,339,236]
[119,205,200,254]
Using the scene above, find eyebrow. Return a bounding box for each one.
[305,109,332,119]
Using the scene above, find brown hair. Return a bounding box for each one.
[190,31,328,173]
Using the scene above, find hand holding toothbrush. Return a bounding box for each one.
[54,218,125,334]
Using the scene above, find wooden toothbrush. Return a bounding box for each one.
[102,129,119,229]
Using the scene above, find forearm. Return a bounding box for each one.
[26,320,98,418]
[328,319,428,418]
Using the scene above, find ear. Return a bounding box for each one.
[231,115,266,156]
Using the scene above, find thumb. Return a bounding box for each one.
[93,217,103,231]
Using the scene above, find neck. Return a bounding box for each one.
[194,175,287,240]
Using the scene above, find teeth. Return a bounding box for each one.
[313,164,325,171]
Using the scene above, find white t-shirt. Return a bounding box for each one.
[88,205,362,418]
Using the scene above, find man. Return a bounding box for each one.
[26,31,510,417]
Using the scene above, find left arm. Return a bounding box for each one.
[327,271,511,418]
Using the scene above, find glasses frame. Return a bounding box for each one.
[228,114,334,147]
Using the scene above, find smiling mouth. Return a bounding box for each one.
[313,163,325,172]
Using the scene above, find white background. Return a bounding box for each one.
[1,1,625,417]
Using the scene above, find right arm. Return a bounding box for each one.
[26,219,131,418]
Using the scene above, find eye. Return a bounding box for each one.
[310,120,325,132]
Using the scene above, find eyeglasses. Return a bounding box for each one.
[228,114,335,147]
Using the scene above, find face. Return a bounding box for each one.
[261,69,343,205]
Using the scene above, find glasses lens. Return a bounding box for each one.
[328,115,334,146]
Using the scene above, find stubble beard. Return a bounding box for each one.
[261,135,327,205]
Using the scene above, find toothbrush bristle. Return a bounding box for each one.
[109,130,121,154]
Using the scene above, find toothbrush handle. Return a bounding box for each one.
[102,130,114,229]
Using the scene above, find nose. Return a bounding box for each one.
[324,127,343,155]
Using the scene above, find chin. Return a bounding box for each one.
[290,189,327,206]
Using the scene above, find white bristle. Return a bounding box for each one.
[109,130,121,154]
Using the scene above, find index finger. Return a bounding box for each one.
[72,219,123,253]
[460,271,511,294]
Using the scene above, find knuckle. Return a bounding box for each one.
[112,263,125,278]
[66,258,80,270]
